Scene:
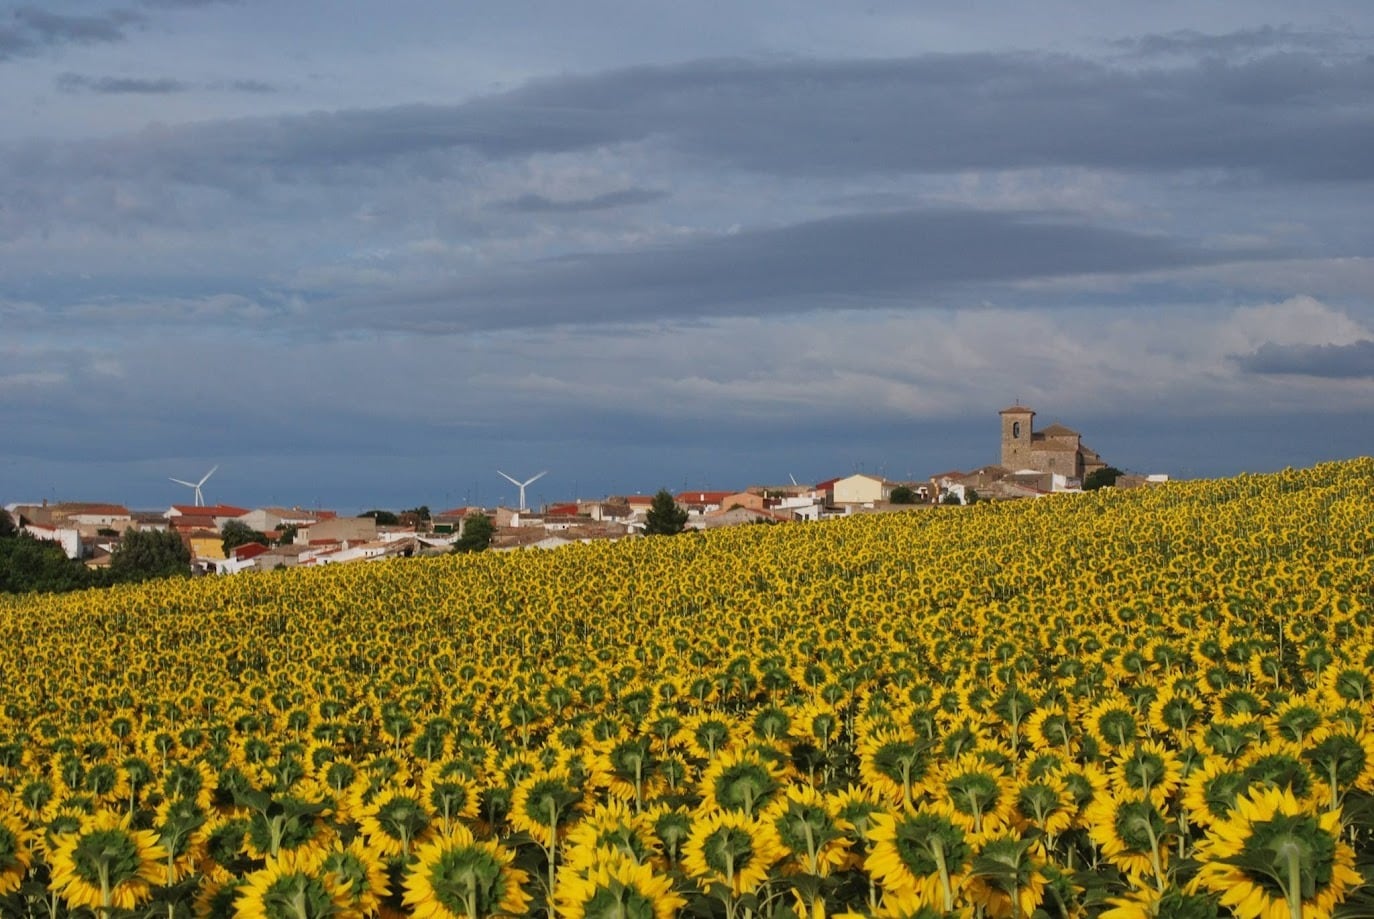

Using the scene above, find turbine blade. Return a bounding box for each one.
[525,471,548,486]
[198,465,219,486]
[497,471,521,486]
[170,478,196,487]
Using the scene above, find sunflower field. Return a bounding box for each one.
[1,459,1373,919]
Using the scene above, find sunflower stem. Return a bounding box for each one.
[932,837,954,912]
[97,859,112,918]
[1284,843,1303,919]
[1141,816,1165,893]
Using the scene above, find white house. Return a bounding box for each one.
[21,523,83,559]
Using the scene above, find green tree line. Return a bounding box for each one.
[0,515,191,595]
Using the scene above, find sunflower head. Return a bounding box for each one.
[554,850,685,919]
[403,825,531,918]
[680,810,783,898]
[1191,786,1362,919]
[48,810,167,913]
[236,847,352,919]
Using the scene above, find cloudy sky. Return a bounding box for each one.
[3,1,1372,511]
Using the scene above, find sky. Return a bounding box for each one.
[3,1,1372,512]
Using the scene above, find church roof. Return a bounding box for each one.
[999,404,1035,415]
[1039,423,1079,436]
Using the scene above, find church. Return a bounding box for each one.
[999,405,1107,482]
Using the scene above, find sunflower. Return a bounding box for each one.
[0,813,33,895]
[1086,698,1141,754]
[645,804,692,868]
[1182,757,1255,829]
[1024,706,1076,758]
[858,728,933,809]
[422,768,481,835]
[193,865,246,919]
[698,748,783,817]
[153,795,208,883]
[193,811,253,876]
[507,767,584,845]
[236,847,352,919]
[683,712,737,761]
[1085,792,1170,886]
[1011,773,1074,838]
[48,809,167,913]
[563,798,659,872]
[761,784,851,877]
[866,807,970,912]
[244,791,338,860]
[554,849,686,919]
[680,809,783,899]
[403,825,531,918]
[795,701,842,751]
[1146,689,1202,742]
[931,754,1016,835]
[321,838,391,917]
[1190,786,1361,919]
[601,736,659,812]
[358,786,434,859]
[965,834,1048,919]
[1110,741,1183,808]
[1300,726,1374,809]
[1099,883,1222,919]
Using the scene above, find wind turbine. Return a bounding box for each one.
[497,470,547,512]
[170,465,218,507]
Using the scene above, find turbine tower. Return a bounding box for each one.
[170,465,218,507]
[497,469,547,512]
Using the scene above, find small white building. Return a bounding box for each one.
[21,523,83,559]
[831,474,894,505]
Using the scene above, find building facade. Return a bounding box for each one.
[999,405,1107,481]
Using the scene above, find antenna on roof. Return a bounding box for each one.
[496,469,547,512]
[170,465,218,507]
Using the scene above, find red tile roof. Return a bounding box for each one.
[1000,404,1035,414]
[232,542,270,560]
[675,491,734,505]
[170,504,249,517]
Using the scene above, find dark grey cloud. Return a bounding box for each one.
[13,49,1372,189]
[227,78,276,94]
[1112,26,1356,58]
[56,72,188,94]
[0,7,141,60]
[1235,339,1374,378]
[323,208,1272,333]
[500,187,667,213]
[140,0,239,7]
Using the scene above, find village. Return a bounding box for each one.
[4,406,1166,576]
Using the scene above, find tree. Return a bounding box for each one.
[0,510,16,540]
[402,506,431,521]
[109,529,191,583]
[276,524,299,546]
[643,490,688,536]
[221,520,269,556]
[890,485,918,505]
[0,535,93,594]
[1083,467,1125,491]
[360,510,399,526]
[452,514,494,553]
[966,488,980,505]
[941,491,963,506]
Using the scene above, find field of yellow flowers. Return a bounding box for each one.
[1,459,1372,919]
